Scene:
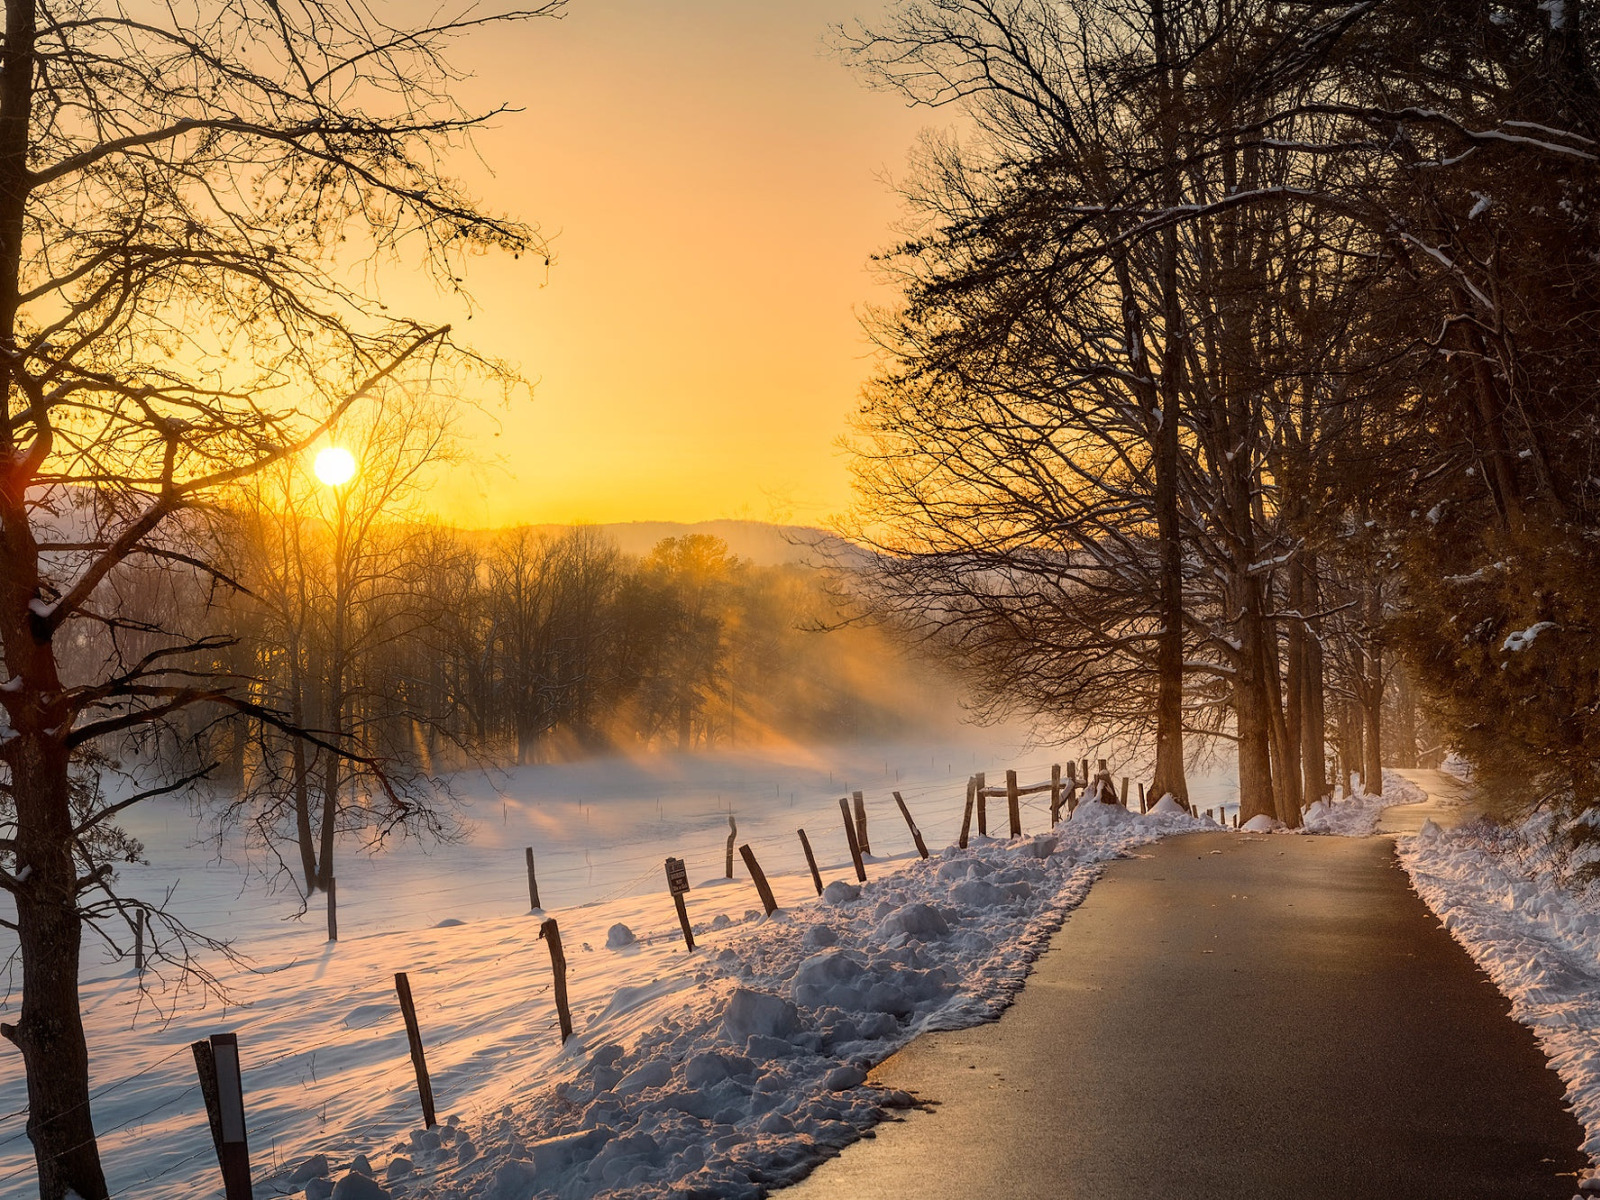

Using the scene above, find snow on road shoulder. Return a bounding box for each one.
[266,802,1209,1200]
[1397,806,1600,1181]
[1302,770,1428,837]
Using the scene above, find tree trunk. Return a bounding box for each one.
[1148,7,1189,810]
[1363,638,1384,796]
[1264,609,1303,826]
[1300,552,1329,803]
[8,741,112,1200]
[289,651,317,894]
[1235,580,1279,825]
[1393,664,1419,770]
[1285,556,1306,803]
[0,2,111,1190]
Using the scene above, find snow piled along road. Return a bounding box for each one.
[1399,805,1600,1181]
[1303,770,1428,836]
[293,801,1206,1200]
[5,793,1209,1200]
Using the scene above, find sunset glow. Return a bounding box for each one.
[313,447,356,488]
[391,1,940,529]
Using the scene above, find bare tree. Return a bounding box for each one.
[223,389,464,935]
[0,2,557,1194]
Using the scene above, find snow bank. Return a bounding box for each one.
[1301,770,1427,837]
[1398,805,1600,1181]
[292,806,1208,1200]
[0,740,1227,1199]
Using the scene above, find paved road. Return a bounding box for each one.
[1382,767,1480,835]
[780,795,1586,1199]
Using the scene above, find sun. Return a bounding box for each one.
[314,447,357,487]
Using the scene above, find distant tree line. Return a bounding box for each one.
[839,0,1599,824]
[187,507,938,850]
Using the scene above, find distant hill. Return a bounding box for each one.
[518,520,856,568]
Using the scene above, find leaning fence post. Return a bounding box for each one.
[1120,776,1130,807]
[665,857,694,950]
[1138,783,1148,813]
[892,791,929,858]
[525,847,541,911]
[1050,765,1063,824]
[839,796,867,882]
[797,830,824,895]
[738,845,779,916]
[975,771,987,837]
[1005,769,1022,837]
[193,1033,252,1200]
[852,791,871,855]
[394,972,437,1128]
[540,918,573,1043]
[959,776,975,849]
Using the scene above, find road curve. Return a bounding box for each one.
[777,820,1586,1199]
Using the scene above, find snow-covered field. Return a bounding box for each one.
[1399,802,1600,1184]
[0,737,1227,1199]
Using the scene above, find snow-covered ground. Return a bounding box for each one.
[0,737,1226,1199]
[1398,801,1600,1185]
[1302,771,1429,836]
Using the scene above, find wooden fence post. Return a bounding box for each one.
[724,815,737,879]
[394,972,437,1128]
[1139,783,1148,813]
[1120,776,1130,806]
[1050,765,1063,824]
[665,858,694,950]
[738,845,779,916]
[959,776,975,849]
[839,797,867,882]
[852,791,871,855]
[1005,769,1022,837]
[540,918,573,1042]
[1066,761,1079,814]
[525,847,541,911]
[975,771,987,837]
[797,830,824,895]
[193,1033,252,1200]
[892,791,929,858]
[1080,757,1090,787]
[326,877,337,943]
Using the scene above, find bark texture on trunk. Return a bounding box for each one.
[1300,553,1328,803]
[9,742,111,1200]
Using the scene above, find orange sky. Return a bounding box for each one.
[391,1,942,528]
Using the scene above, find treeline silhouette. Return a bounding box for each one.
[183,524,939,788]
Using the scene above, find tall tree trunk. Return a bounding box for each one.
[0,0,111,1192]
[1362,584,1384,796]
[1393,664,1419,770]
[1264,622,1302,826]
[7,740,112,1200]
[1300,553,1328,803]
[289,655,317,894]
[1235,577,1279,825]
[1283,555,1310,819]
[1147,0,1189,810]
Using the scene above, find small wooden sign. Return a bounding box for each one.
[665,856,690,896]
